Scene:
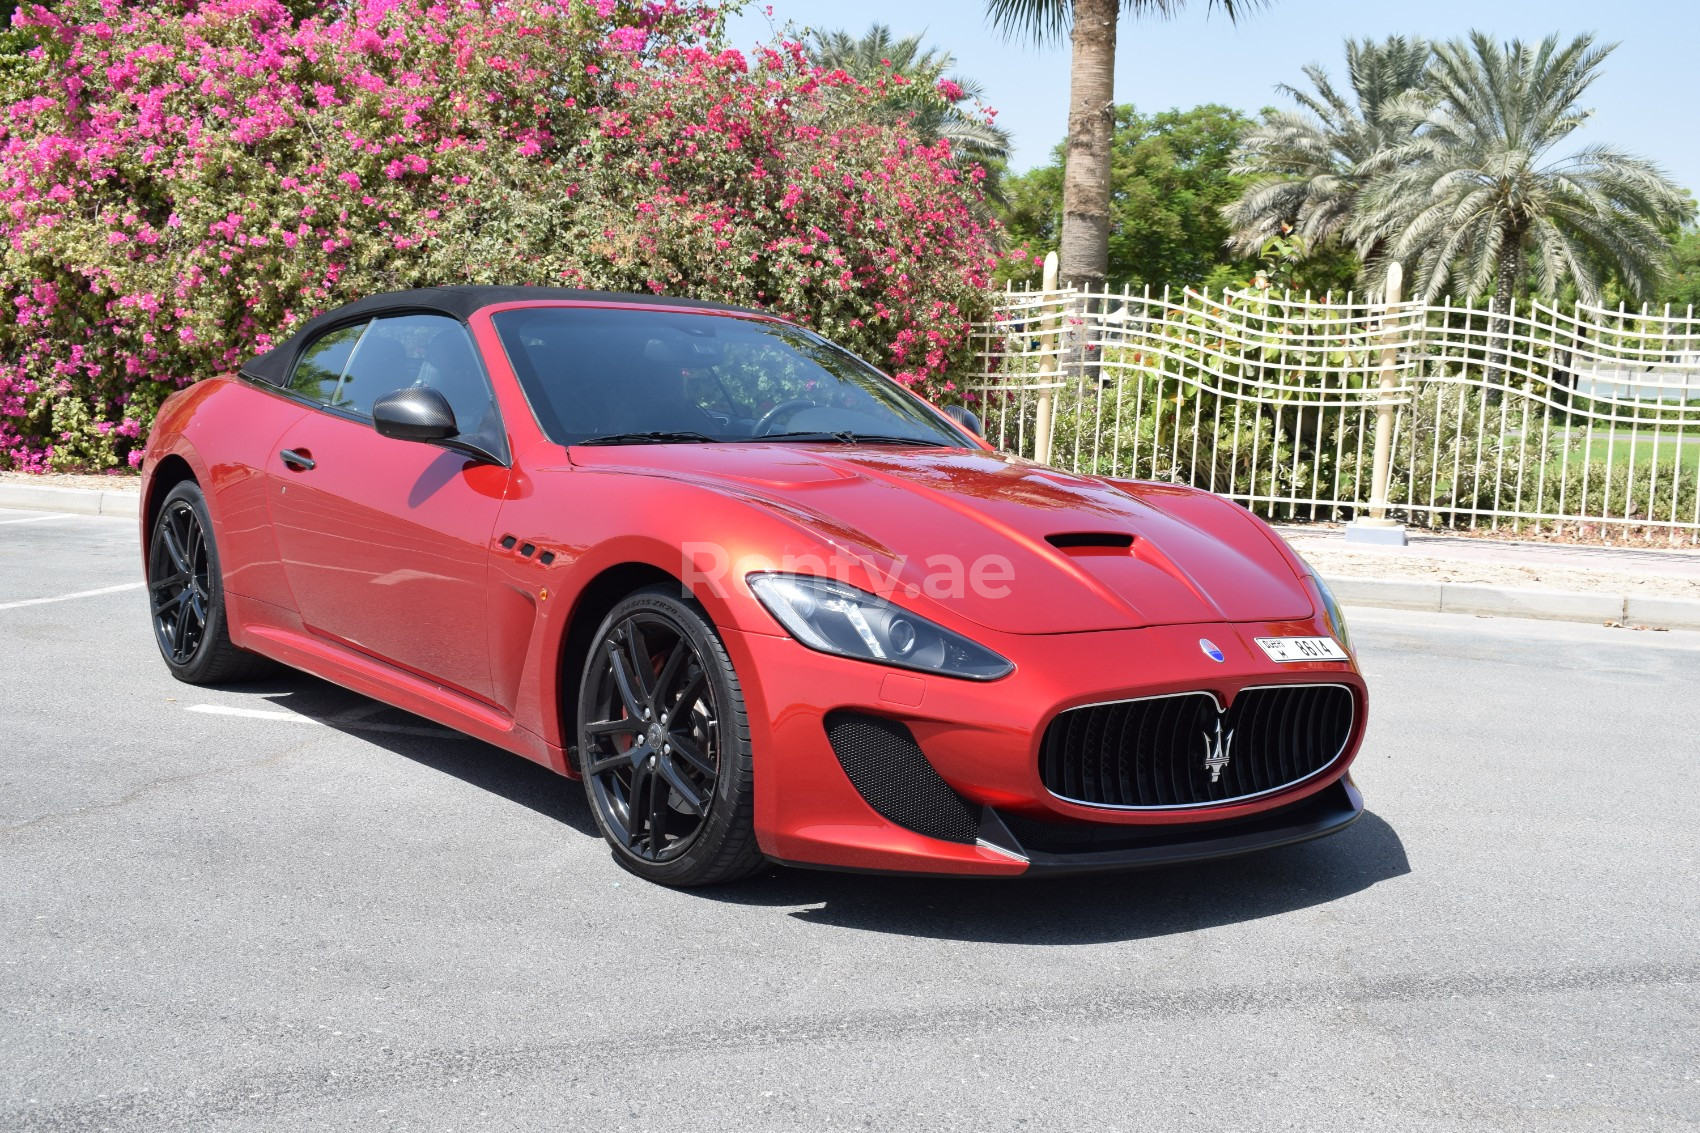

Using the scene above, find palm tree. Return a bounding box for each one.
[1224,36,1431,271]
[986,0,1264,292]
[1349,32,1691,310]
[804,24,1012,165]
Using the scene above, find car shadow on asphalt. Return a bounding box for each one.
[233,674,602,839]
[234,672,1409,946]
[708,812,1411,946]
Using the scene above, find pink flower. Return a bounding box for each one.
[604,27,649,54]
[0,0,994,471]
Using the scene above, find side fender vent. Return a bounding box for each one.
[823,711,978,844]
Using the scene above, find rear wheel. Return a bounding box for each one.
[577,586,764,887]
[147,481,272,685]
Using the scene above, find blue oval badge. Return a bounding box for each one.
[1200,638,1225,663]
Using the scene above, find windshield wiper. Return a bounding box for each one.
[578,430,720,446]
[760,431,951,447]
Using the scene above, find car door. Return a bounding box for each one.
[267,313,512,703]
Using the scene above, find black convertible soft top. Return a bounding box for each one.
[240,286,766,386]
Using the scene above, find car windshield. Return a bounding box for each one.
[490,306,969,447]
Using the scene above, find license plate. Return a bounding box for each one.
[1255,636,1349,663]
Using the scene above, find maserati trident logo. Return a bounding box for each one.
[1201,719,1234,783]
[1199,638,1225,663]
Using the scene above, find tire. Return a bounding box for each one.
[577,585,765,887]
[146,481,274,685]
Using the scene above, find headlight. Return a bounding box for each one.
[747,573,1014,681]
[1303,567,1353,654]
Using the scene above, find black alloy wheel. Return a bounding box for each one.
[579,587,763,886]
[145,481,272,685]
[149,495,210,665]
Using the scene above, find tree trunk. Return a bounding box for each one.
[1061,0,1116,294]
[1487,237,1524,396]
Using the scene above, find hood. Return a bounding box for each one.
[572,444,1314,634]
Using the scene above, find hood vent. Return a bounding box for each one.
[1045,532,1134,550]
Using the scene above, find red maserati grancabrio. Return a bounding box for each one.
[140,287,1368,886]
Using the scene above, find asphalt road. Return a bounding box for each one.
[3,505,1697,1132]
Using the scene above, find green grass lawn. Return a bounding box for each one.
[1578,429,1700,476]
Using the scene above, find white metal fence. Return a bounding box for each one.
[968,269,1700,543]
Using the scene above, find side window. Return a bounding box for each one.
[335,315,426,418]
[408,317,498,439]
[286,315,501,456]
[335,314,497,436]
[288,322,367,404]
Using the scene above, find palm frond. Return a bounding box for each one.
[1225,35,1433,268]
[983,0,1072,46]
[985,0,1266,46]
[1346,31,1687,305]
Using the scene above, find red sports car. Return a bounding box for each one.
[140,286,1367,886]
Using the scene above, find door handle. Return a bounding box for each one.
[280,448,316,471]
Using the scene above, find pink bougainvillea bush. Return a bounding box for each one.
[0,0,1003,471]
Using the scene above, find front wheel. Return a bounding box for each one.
[146,481,272,685]
[577,586,764,887]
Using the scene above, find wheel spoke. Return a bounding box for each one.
[150,573,187,593]
[667,732,715,778]
[170,600,191,655]
[159,520,191,576]
[585,741,648,778]
[661,671,705,729]
[647,762,670,855]
[624,759,654,848]
[153,589,190,616]
[173,509,196,568]
[655,753,705,815]
[185,519,204,574]
[654,640,687,702]
[605,640,648,722]
[583,717,640,738]
[622,622,656,703]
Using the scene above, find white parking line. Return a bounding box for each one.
[187,705,318,724]
[0,513,74,525]
[0,582,146,611]
[186,703,457,739]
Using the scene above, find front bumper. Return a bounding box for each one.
[982,777,1363,877]
[720,617,1369,878]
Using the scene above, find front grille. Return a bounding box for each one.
[824,711,979,844]
[1039,685,1354,809]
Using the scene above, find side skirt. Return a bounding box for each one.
[227,594,568,773]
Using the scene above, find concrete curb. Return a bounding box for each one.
[3,480,1698,631]
[1327,575,1700,631]
[0,481,140,519]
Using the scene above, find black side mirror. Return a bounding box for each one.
[942,404,983,437]
[373,387,458,442]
